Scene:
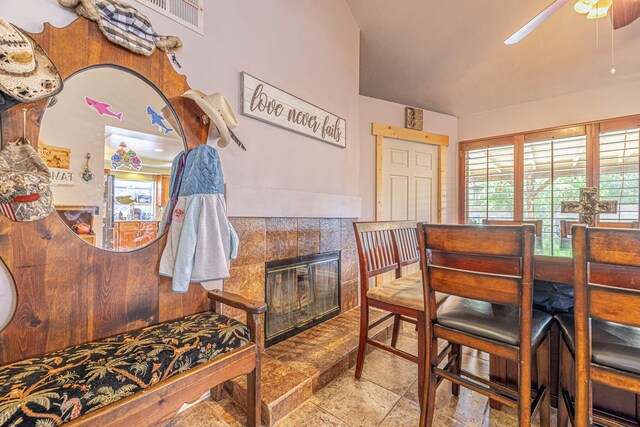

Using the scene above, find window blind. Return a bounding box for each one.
[464,145,515,224]
[599,128,640,222]
[523,136,587,235]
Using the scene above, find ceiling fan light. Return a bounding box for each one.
[574,1,594,13]
[586,0,612,18]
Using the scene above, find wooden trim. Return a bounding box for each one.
[599,114,640,133]
[523,126,586,143]
[375,135,385,221]
[458,143,466,224]
[373,123,447,223]
[372,123,449,147]
[586,123,600,187]
[461,135,517,152]
[514,135,524,221]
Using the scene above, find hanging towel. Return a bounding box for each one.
[160,144,238,293]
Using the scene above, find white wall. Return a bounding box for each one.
[4,0,361,217]
[459,79,640,141]
[358,95,458,223]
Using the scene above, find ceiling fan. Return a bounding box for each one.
[505,0,640,45]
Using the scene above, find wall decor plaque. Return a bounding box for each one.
[405,107,423,131]
[38,143,71,169]
[241,72,346,148]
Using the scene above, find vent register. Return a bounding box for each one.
[135,0,204,34]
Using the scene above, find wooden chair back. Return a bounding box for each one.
[418,224,535,310]
[560,220,639,237]
[482,219,543,237]
[353,221,418,280]
[572,225,640,424]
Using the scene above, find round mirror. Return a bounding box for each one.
[39,66,186,252]
[0,258,16,332]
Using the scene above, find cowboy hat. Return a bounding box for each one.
[182,90,238,148]
[58,0,182,56]
[0,19,63,105]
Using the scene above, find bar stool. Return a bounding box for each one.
[557,225,640,426]
[417,224,552,427]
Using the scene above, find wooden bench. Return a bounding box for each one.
[0,291,265,427]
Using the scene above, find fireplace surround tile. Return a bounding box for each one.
[340,218,357,252]
[320,219,341,253]
[229,218,266,267]
[340,248,359,284]
[223,263,266,321]
[340,278,359,312]
[297,218,320,256]
[266,218,298,262]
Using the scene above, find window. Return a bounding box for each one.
[523,135,587,235]
[458,115,640,229]
[599,128,640,222]
[464,145,515,224]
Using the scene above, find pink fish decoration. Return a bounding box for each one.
[85,97,123,121]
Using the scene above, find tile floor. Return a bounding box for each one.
[168,324,557,427]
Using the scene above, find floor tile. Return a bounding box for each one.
[358,349,418,395]
[274,401,347,427]
[310,373,401,427]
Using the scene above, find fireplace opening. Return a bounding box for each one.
[265,251,341,347]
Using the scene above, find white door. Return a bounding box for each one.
[382,138,439,223]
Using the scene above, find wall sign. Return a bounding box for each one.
[241,72,346,148]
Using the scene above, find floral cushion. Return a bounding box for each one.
[0,311,250,427]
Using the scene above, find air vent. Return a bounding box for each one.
[135,0,204,34]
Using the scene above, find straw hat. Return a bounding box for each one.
[0,19,62,104]
[182,91,238,148]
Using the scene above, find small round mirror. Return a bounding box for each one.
[39,66,186,252]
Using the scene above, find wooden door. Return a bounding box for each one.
[382,138,439,223]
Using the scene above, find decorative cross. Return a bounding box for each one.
[560,187,618,227]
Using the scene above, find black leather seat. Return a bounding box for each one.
[437,296,553,346]
[556,314,640,375]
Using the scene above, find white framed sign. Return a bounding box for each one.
[241,72,346,148]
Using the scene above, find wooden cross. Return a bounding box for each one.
[560,187,618,227]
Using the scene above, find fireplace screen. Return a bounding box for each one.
[265,251,341,346]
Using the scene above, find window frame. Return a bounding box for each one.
[458,114,640,225]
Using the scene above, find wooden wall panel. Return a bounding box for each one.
[0,18,210,365]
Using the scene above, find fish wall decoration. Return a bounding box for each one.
[146,106,174,135]
[85,97,124,120]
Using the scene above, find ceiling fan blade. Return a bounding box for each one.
[613,0,640,29]
[505,0,571,45]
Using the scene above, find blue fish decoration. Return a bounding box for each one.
[146,106,174,135]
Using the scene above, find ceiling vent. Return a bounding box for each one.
[135,0,204,34]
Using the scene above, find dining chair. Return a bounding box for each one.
[353,221,448,410]
[556,225,640,426]
[417,224,552,426]
[482,219,543,237]
[559,219,639,237]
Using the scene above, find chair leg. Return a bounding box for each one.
[450,343,461,397]
[246,364,260,427]
[391,314,401,348]
[518,344,533,426]
[537,333,551,427]
[419,326,438,427]
[355,298,370,379]
[417,316,426,410]
[558,338,571,427]
[210,384,224,401]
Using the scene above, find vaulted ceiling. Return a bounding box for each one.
[347,0,640,117]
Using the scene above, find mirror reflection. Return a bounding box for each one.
[39,67,186,251]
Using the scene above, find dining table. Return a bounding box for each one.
[489,235,639,423]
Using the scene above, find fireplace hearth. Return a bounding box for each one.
[265,251,341,347]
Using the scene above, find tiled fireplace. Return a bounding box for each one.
[223,218,360,338]
[265,251,341,346]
